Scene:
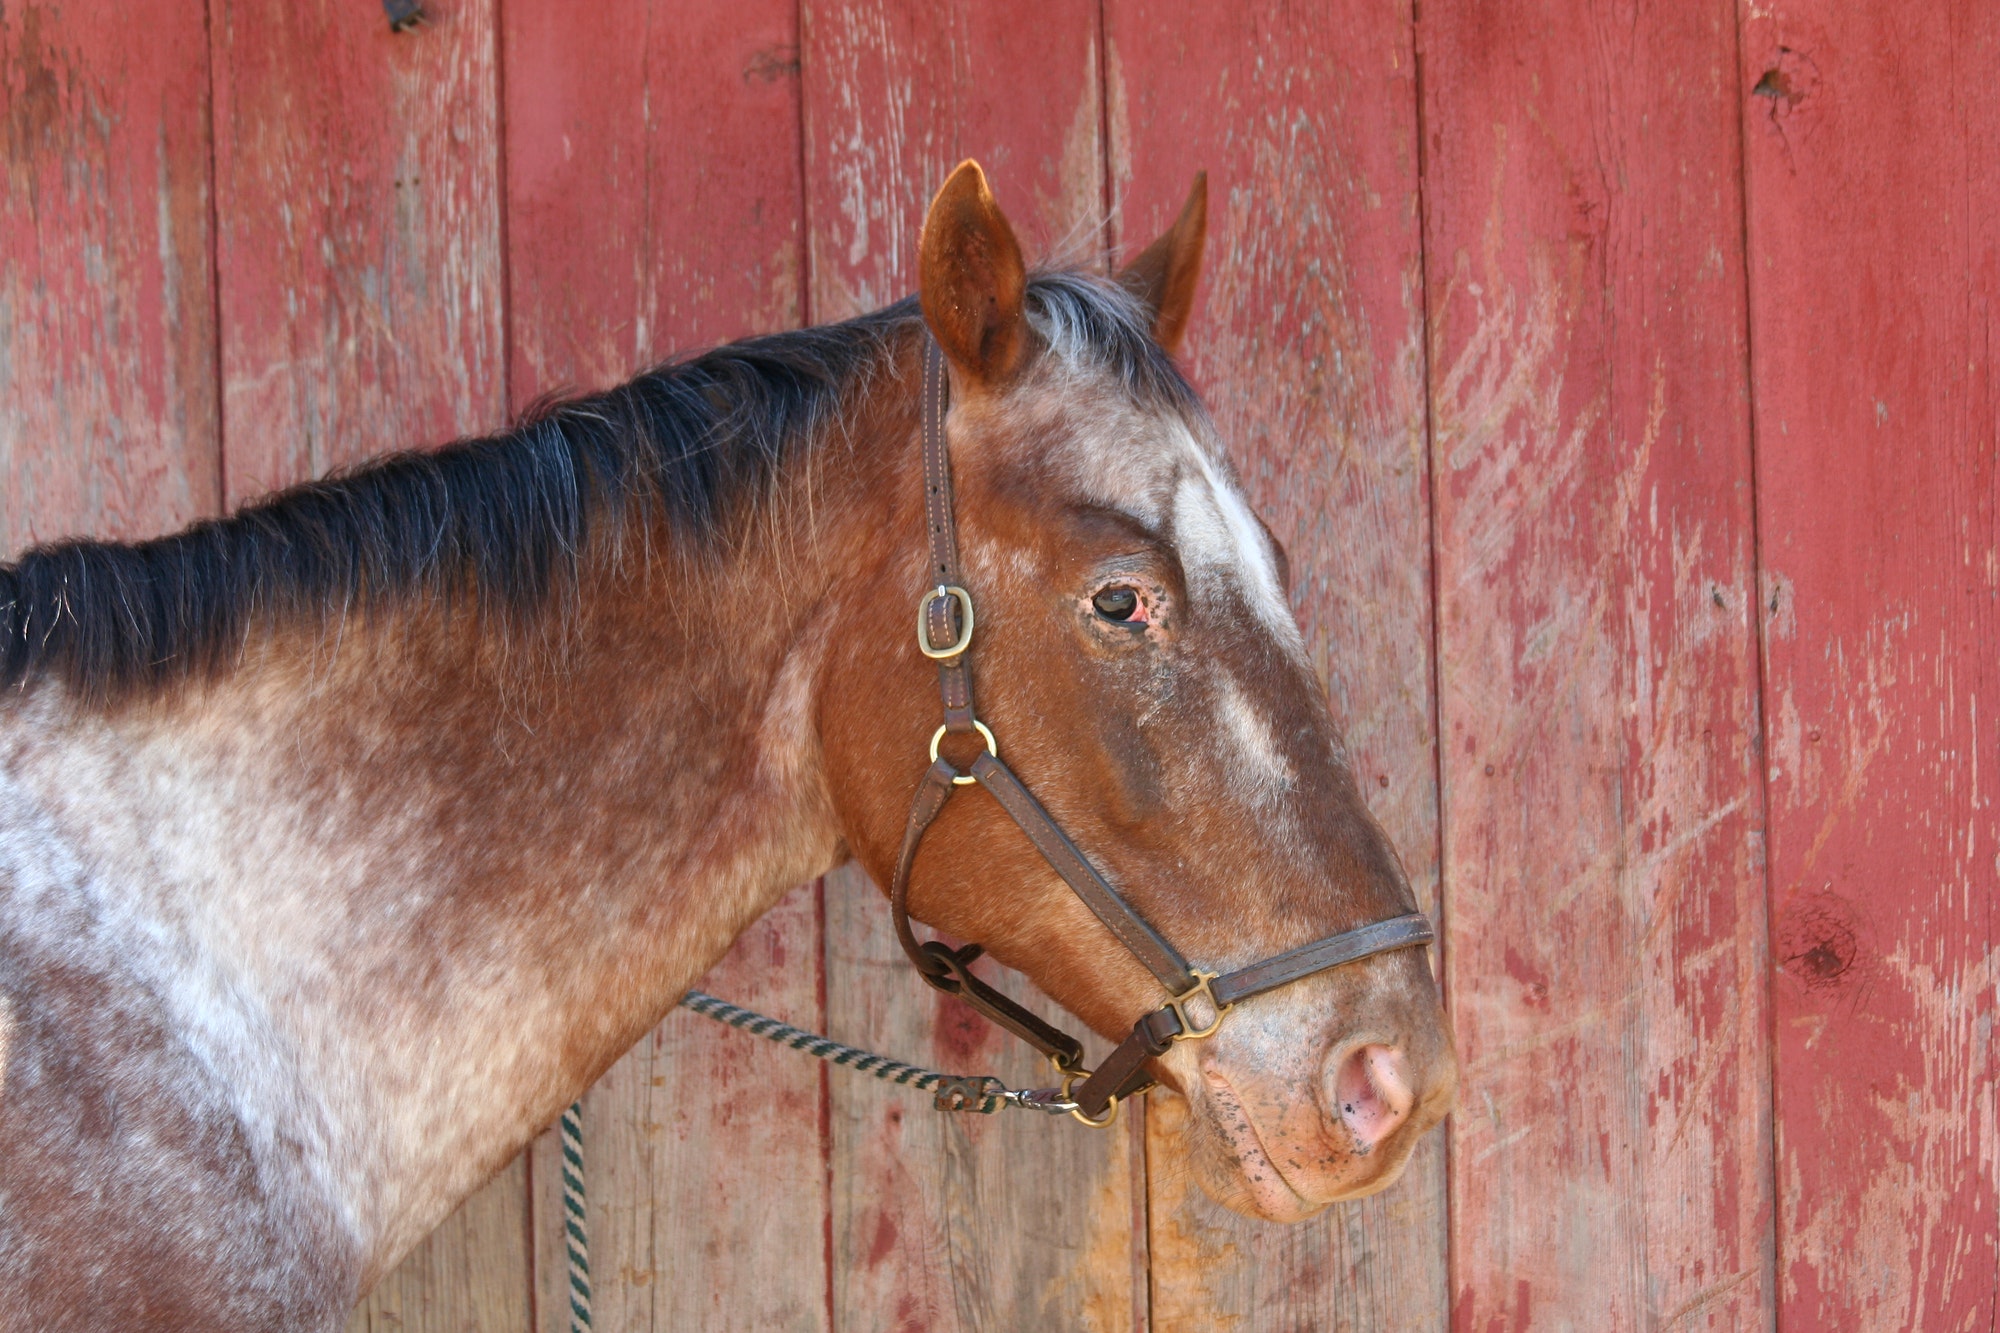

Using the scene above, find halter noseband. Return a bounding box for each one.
[887,336,1436,1126]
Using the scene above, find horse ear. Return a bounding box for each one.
[1116,171,1208,355]
[919,160,1029,384]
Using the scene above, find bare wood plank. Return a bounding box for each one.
[0,0,219,551]
[502,4,819,1327]
[209,0,505,506]
[801,6,1141,1325]
[205,3,523,1324]
[1420,2,1772,1326]
[1739,5,2000,1327]
[346,1156,532,1333]
[530,885,828,1333]
[1102,5,1448,1327]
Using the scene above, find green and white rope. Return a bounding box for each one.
[676,988,1074,1115]
[559,988,1072,1321]
[558,1101,591,1333]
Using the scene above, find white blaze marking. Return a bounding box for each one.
[1169,425,1305,653]
[1218,674,1294,802]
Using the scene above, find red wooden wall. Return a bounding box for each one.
[4,2,1995,1328]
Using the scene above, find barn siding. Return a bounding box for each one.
[1739,5,2000,1329]
[1418,2,1775,1328]
[5,2,1997,1329]
[0,0,220,552]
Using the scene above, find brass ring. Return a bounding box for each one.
[1061,1068,1120,1129]
[929,720,996,786]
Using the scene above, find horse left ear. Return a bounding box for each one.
[920,160,1029,384]
[1116,171,1207,355]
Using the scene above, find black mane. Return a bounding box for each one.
[1,273,1190,701]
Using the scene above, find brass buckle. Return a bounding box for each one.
[1059,1067,1120,1129]
[1164,970,1229,1042]
[929,720,996,786]
[916,585,975,659]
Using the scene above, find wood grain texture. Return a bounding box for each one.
[208,0,504,505]
[531,886,829,1333]
[800,7,1141,1326]
[0,0,218,553]
[801,0,1107,320]
[502,6,821,1324]
[1419,2,1773,1327]
[823,866,1143,1333]
[504,0,803,399]
[1739,6,2000,1328]
[347,1156,533,1333]
[1102,5,1448,1328]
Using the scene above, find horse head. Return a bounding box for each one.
[823,163,1458,1219]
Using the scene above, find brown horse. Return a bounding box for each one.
[0,162,1456,1330]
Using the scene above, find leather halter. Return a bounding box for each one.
[888,336,1437,1125]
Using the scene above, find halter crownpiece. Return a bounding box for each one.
[886,334,1437,1126]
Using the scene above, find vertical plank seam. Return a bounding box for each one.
[1728,1,1784,1326]
[795,0,814,334]
[1095,0,1114,267]
[494,0,517,419]
[489,3,534,1326]
[1404,1,1455,1327]
[199,0,227,516]
[818,880,836,1333]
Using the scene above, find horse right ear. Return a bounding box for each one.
[919,160,1029,385]
[1117,172,1208,355]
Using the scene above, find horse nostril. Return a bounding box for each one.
[1326,1043,1414,1149]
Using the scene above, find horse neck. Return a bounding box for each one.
[0,362,920,1283]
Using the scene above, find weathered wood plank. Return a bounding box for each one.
[801,0,1107,319]
[823,866,1143,1333]
[1420,2,1772,1326]
[800,7,1140,1326]
[1739,6,2000,1327]
[530,886,828,1333]
[502,3,820,1328]
[0,0,219,552]
[347,1156,533,1333]
[204,3,522,1324]
[1102,6,1447,1328]
[505,0,803,397]
[209,0,504,506]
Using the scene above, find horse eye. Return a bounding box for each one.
[1092,586,1140,622]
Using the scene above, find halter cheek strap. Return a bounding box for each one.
[887,335,1436,1125]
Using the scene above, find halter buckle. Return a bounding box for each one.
[1164,970,1230,1042]
[916,585,975,659]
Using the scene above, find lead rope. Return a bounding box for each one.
[678,989,1075,1114]
[559,1101,591,1333]
[556,988,1074,1324]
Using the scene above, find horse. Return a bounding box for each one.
[0,160,1457,1330]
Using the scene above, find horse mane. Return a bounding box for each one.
[0,271,1190,702]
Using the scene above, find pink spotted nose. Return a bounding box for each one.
[1326,1042,1416,1150]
